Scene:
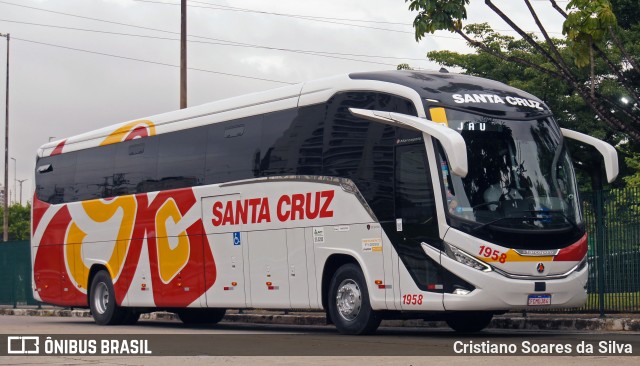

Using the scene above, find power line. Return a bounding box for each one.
[0,0,564,40]
[158,0,411,25]
[131,0,420,35]
[13,37,297,85]
[135,0,564,36]
[0,18,428,65]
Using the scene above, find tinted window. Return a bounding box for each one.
[392,143,440,290]
[322,92,417,222]
[261,108,323,176]
[205,116,261,184]
[113,138,159,195]
[73,145,116,201]
[157,128,206,190]
[35,152,77,204]
[395,143,436,225]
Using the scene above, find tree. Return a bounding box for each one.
[424,23,623,189]
[0,204,31,241]
[405,0,640,142]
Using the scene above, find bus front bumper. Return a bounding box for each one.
[433,246,589,311]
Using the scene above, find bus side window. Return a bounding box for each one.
[205,116,262,184]
[260,108,322,176]
[114,138,159,195]
[35,152,77,204]
[395,143,437,230]
[157,128,206,190]
[74,145,116,201]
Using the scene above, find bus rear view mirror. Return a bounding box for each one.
[561,128,619,183]
[349,108,468,177]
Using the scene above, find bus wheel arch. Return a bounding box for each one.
[87,264,110,307]
[322,256,381,334]
[87,267,128,325]
[321,254,360,318]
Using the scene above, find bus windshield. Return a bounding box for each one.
[437,109,582,237]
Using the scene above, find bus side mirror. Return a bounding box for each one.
[349,108,468,177]
[561,128,619,183]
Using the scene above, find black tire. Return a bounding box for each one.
[121,310,140,325]
[89,270,128,325]
[177,308,226,325]
[445,312,493,332]
[327,263,381,335]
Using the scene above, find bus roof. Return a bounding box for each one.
[38,70,550,158]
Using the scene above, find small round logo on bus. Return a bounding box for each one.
[536,262,545,273]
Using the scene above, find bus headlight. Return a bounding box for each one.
[444,243,492,272]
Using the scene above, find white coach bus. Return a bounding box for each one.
[32,70,618,334]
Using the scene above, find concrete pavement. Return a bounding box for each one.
[1,307,639,331]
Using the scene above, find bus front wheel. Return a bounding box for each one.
[89,270,128,325]
[328,263,381,335]
[445,312,493,332]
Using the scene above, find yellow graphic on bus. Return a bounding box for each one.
[66,223,89,290]
[64,196,138,287]
[155,199,190,283]
[100,120,156,146]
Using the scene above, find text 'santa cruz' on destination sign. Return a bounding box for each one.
[452,94,544,110]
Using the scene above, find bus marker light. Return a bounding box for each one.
[375,280,389,289]
[266,282,272,286]
[231,282,238,286]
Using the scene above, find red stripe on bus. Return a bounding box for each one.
[554,234,588,261]
[51,139,66,156]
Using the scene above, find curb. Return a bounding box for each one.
[1,308,639,331]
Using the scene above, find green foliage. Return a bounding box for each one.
[564,0,617,67]
[405,0,469,40]
[610,0,640,28]
[0,204,31,241]
[621,149,640,187]
[427,23,614,139]
[397,63,414,70]
[405,0,640,145]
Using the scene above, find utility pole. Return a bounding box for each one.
[17,179,26,206]
[1,33,9,242]
[180,0,187,109]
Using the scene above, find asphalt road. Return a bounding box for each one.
[0,315,638,365]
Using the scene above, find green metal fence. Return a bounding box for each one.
[579,188,640,314]
[1,188,639,313]
[0,240,38,307]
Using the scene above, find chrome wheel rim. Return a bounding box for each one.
[94,282,109,315]
[336,279,362,321]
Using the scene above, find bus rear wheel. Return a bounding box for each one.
[89,270,128,325]
[177,308,226,325]
[328,263,381,335]
[445,312,493,332]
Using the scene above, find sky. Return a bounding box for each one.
[0,0,568,204]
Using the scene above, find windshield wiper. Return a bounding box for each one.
[471,210,578,233]
[523,210,580,232]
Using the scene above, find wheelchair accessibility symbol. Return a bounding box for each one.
[233,232,241,246]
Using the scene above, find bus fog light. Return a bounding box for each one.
[444,243,492,272]
[453,288,471,295]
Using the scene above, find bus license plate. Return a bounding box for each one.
[527,294,551,306]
